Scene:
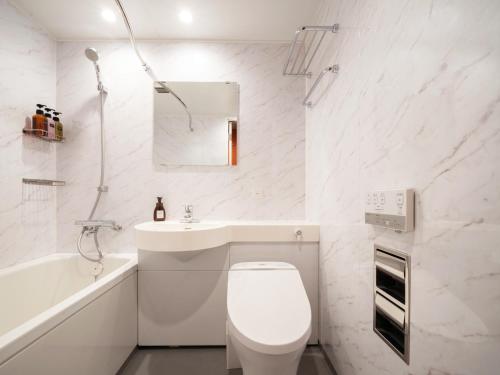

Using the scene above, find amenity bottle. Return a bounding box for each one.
[32,104,46,136]
[44,109,55,140]
[53,111,63,141]
[154,197,166,221]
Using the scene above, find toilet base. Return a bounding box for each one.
[229,333,306,375]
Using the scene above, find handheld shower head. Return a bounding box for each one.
[85,47,106,92]
[85,47,99,62]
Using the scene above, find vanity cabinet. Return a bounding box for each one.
[138,245,229,345]
[139,270,228,345]
[138,242,319,346]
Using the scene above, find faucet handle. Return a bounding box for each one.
[184,204,193,215]
[181,204,199,223]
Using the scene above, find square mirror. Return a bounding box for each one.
[153,81,239,166]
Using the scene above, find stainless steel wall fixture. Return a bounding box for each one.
[373,245,411,364]
[283,24,340,107]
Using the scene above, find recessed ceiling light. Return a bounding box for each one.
[101,9,116,23]
[178,9,193,24]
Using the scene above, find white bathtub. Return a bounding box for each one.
[0,253,137,375]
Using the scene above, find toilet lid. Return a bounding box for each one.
[227,262,312,355]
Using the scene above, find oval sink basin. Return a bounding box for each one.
[135,221,229,252]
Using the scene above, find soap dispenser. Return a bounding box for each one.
[53,111,63,141]
[154,197,166,221]
[44,108,55,139]
[32,104,46,136]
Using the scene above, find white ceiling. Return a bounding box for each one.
[12,0,321,41]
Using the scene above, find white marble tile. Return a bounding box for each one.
[306,0,500,374]
[0,0,57,269]
[56,41,305,253]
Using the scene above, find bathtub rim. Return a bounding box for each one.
[0,253,137,365]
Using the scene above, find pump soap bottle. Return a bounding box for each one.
[154,197,166,221]
[32,104,46,136]
[44,108,55,139]
[53,111,63,141]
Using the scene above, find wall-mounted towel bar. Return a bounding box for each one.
[22,178,65,186]
[303,65,339,107]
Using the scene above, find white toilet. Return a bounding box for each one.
[226,262,312,375]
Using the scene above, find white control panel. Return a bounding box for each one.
[365,189,414,232]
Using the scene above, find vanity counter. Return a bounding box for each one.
[223,221,319,242]
[135,221,319,252]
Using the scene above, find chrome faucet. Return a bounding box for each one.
[75,219,122,232]
[180,204,199,223]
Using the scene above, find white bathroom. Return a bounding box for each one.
[0,0,499,374]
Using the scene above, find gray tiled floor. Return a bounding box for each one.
[118,346,335,375]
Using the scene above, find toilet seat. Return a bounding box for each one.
[227,262,311,356]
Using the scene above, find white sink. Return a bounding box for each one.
[135,221,229,252]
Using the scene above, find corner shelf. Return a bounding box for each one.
[283,24,340,107]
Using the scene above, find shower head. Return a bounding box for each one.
[85,47,106,93]
[85,47,99,62]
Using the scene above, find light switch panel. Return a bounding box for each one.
[365,189,415,232]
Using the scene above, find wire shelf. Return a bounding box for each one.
[22,178,65,186]
[283,24,340,107]
[22,126,64,143]
[283,24,339,77]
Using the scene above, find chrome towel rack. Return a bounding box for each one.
[283,24,340,107]
[283,24,339,77]
[303,65,339,107]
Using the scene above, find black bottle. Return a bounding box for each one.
[154,197,166,221]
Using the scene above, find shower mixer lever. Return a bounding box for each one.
[75,220,122,231]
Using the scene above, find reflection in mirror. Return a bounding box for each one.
[154,81,239,166]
